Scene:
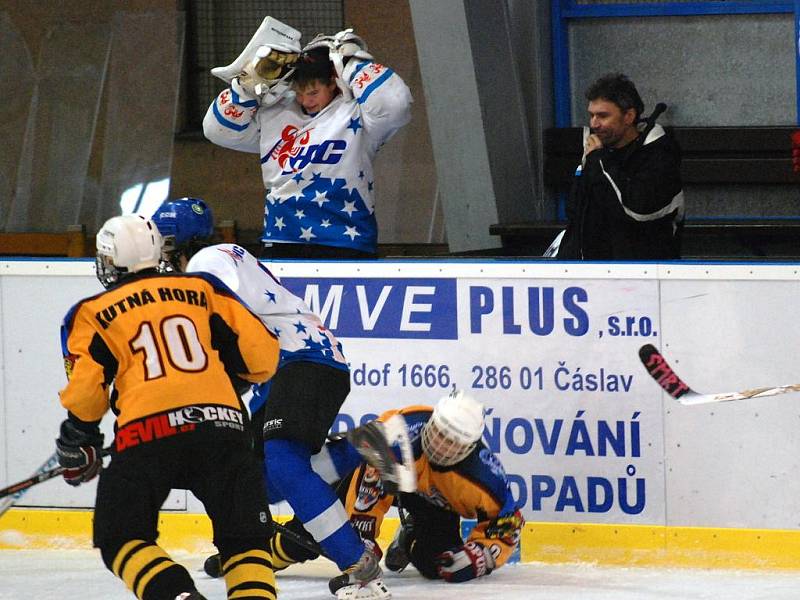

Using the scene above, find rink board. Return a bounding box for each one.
[3,509,800,570]
[1,258,799,569]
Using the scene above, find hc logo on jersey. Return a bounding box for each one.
[270,125,347,173]
[218,245,246,264]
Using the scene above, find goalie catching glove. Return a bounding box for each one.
[55,419,104,486]
[435,541,495,583]
[211,16,301,104]
[234,47,299,102]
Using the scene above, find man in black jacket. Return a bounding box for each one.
[558,73,684,260]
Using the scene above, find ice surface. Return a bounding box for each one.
[1,549,798,599]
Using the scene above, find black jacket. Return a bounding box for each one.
[558,125,684,260]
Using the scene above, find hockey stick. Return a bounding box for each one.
[0,452,61,518]
[638,103,667,142]
[273,520,325,557]
[204,519,328,578]
[638,343,800,405]
[0,460,67,501]
[0,447,112,516]
[346,414,417,494]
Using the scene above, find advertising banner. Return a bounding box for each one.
[272,263,664,524]
[4,260,800,531]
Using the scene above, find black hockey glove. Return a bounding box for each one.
[55,419,104,486]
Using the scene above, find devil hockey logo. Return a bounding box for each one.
[354,465,384,511]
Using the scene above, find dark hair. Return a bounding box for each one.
[291,47,335,89]
[585,73,644,121]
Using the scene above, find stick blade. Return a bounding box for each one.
[380,414,417,493]
[0,452,61,518]
[638,344,694,401]
[347,415,417,494]
[639,345,800,406]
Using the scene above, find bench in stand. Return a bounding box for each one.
[491,126,800,258]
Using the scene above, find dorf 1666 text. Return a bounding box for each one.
[350,361,636,394]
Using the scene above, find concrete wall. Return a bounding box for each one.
[568,14,795,128]
[567,12,798,219]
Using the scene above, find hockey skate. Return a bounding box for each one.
[383,517,413,573]
[174,592,207,600]
[328,546,391,600]
[346,414,416,494]
[203,553,222,578]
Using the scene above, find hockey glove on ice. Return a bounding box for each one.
[486,508,525,546]
[435,541,495,583]
[55,419,104,486]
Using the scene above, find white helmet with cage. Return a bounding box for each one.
[421,390,485,466]
[95,214,162,289]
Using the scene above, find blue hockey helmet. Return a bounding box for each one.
[151,197,215,268]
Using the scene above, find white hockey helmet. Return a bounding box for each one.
[95,214,162,289]
[422,390,485,466]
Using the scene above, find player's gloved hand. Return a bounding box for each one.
[791,130,800,173]
[330,29,373,61]
[301,29,373,101]
[486,508,525,545]
[55,419,104,486]
[435,541,495,583]
[303,29,373,61]
[235,45,298,102]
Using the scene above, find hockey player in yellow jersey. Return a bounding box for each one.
[54,214,280,600]
[270,391,524,584]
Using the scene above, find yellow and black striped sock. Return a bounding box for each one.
[222,548,276,600]
[110,539,193,600]
[269,532,300,571]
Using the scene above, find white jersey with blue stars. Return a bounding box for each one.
[186,244,348,372]
[203,60,412,254]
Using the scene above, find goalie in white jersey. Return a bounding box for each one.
[203,17,412,259]
[152,198,414,599]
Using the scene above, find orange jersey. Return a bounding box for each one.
[59,272,279,434]
[345,406,521,569]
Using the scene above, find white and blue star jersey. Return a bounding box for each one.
[203,60,412,254]
[186,243,348,375]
